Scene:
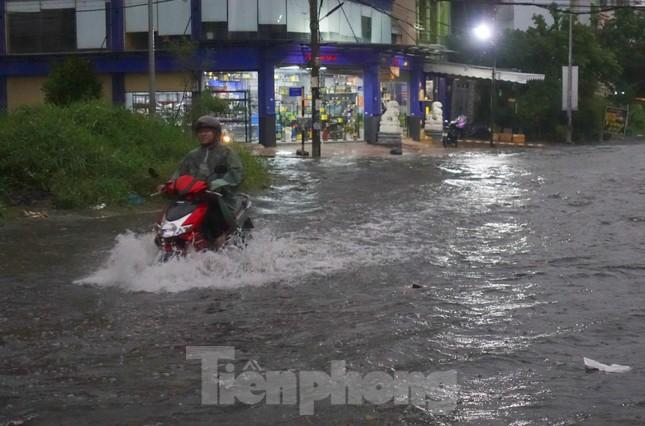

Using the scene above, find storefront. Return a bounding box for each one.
[274,66,365,142]
[424,62,546,138]
[6,44,425,147]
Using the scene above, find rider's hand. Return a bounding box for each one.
[156,184,166,193]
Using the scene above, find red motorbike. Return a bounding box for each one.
[153,175,252,262]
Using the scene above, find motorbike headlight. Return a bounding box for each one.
[161,224,187,237]
[179,224,193,235]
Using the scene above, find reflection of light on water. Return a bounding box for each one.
[80,152,537,293]
[435,153,534,267]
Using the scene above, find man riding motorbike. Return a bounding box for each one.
[158,115,244,248]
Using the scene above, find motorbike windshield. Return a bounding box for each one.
[166,201,199,221]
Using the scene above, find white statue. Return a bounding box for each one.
[379,100,402,134]
[425,101,443,132]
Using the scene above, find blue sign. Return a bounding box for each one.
[289,87,303,97]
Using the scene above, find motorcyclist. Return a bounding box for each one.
[159,115,244,245]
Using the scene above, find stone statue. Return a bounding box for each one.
[379,100,402,134]
[425,101,443,133]
[376,100,403,149]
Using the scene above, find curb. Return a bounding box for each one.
[460,139,545,148]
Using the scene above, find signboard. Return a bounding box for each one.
[604,105,629,135]
[289,87,303,97]
[562,66,579,111]
[304,53,337,62]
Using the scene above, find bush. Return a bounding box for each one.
[234,144,270,192]
[628,104,645,136]
[0,102,270,209]
[42,57,102,106]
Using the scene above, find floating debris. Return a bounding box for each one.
[22,209,48,219]
[91,203,107,210]
[584,357,631,373]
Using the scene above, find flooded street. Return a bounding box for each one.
[2,143,645,425]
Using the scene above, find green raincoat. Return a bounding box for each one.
[172,143,244,227]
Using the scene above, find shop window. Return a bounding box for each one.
[274,67,365,142]
[203,72,259,143]
[126,91,192,124]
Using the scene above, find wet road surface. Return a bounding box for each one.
[2,143,645,425]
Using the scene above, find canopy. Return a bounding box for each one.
[425,62,545,84]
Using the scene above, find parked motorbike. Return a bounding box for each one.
[442,115,467,148]
[153,175,253,262]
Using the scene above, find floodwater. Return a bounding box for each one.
[2,143,645,425]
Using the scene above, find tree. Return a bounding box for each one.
[446,12,621,141]
[164,37,228,129]
[599,9,645,101]
[42,57,102,106]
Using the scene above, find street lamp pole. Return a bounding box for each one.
[473,19,496,146]
[489,6,497,147]
[490,40,496,147]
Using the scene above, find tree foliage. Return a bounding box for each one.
[447,10,630,141]
[598,9,645,101]
[42,57,102,106]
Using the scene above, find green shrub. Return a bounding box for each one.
[42,57,102,106]
[0,102,270,209]
[628,104,645,136]
[232,144,271,192]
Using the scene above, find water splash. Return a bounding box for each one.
[76,229,351,292]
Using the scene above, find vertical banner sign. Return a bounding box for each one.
[604,106,629,135]
[562,66,579,111]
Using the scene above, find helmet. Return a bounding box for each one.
[194,115,222,132]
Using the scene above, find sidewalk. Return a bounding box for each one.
[248,137,544,158]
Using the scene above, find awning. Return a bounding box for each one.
[424,62,545,84]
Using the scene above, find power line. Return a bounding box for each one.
[337,0,361,42]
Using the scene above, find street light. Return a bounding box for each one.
[472,20,496,147]
[473,23,492,42]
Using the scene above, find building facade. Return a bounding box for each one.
[1,0,459,146]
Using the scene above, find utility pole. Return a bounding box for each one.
[566,12,573,144]
[309,0,321,158]
[148,0,156,116]
[489,6,497,147]
[490,39,497,147]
